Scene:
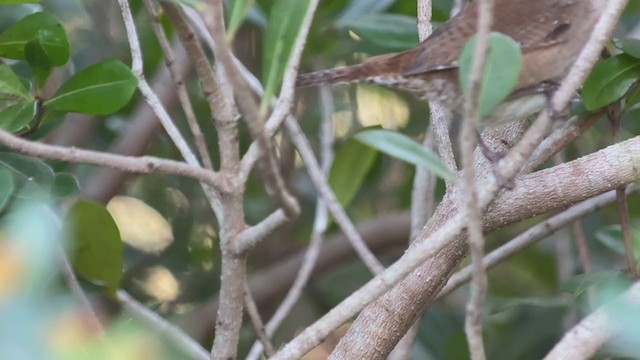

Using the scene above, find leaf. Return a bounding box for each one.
[0,99,36,132]
[24,37,52,87]
[261,0,310,110]
[348,14,419,52]
[0,152,55,195]
[0,64,32,100]
[0,12,70,66]
[335,0,398,28]
[227,0,254,39]
[66,200,123,296]
[50,172,80,198]
[0,167,15,211]
[582,54,640,110]
[561,271,624,298]
[594,225,640,259]
[329,139,378,207]
[354,128,452,180]
[622,38,640,59]
[44,59,138,115]
[458,32,523,117]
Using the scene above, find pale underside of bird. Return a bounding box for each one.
[297,0,602,125]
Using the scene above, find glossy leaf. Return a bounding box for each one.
[0,12,70,66]
[348,14,418,51]
[0,64,32,100]
[622,38,640,59]
[582,54,640,110]
[227,0,254,39]
[459,32,523,117]
[0,152,55,194]
[50,172,80,198]
[261,0,310,109]
[45,60,138,115]
[66,200,123,296]
[354,128,452,180]
[0,99,36,132]
[0,167,15,211]
[335,0,398,27]
[329,139,378,207]
[24,37,52,87]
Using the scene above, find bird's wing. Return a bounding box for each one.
[401,1,576,76]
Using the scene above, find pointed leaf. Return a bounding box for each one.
[459,32,523,117]
[335,0,398,27]
[66,200,123,296]
[50,172,80,198]
[261,0,310,109]
[0,64,32,100]
[348,14,418,52]
[45,59,138,115]
[0,12,69,66]
[329,139,378,207]
[24,37,52,87]
[354,128,452,180]
[0,152,55,195]
[582,54,640,110]
[227,0,254,39]
[0,99,36,132]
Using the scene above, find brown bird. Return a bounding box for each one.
[297,0,602,125]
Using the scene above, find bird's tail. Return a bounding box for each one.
[296,54,398,88]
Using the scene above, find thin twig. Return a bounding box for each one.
[243,280,275,357]
[117,290,210,360]
[460,0,493,358]
[0,129,226,190]
[142,0,213,170]
[285,116,385,275]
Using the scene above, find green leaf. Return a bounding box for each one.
[459,32,523,117]
[0,12,70,66]
[24,37,52,87]
[0,0,43,3]
[348,14,418,52]
[354,128,452,180]
[66,200,123,296]
[50,172,80,198]
[335,0,398,27]
[561,271,624,298]
[0,64,32,100]
[594,225,640,259]
[0,152,55,195]
[582,54,640,110]
[227,0,254,39]
[329,139,378,207]
[45,60,138,115]
[622,38,640,59]
[0,99,36,132]
[0,167,15,211]
[261,0,310,110]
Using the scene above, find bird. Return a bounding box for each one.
[296,0,602,126]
